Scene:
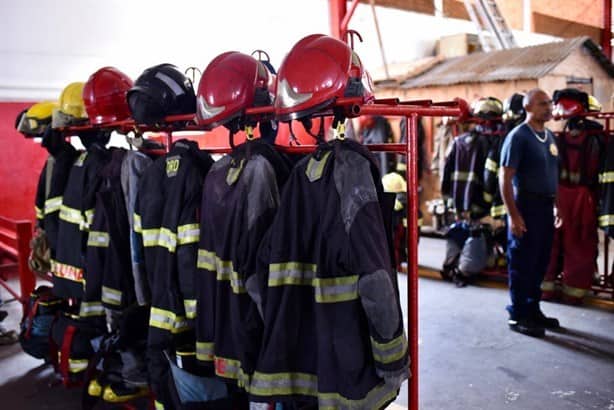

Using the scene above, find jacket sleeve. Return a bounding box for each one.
[441,139,456,197]
[35,161,48,227]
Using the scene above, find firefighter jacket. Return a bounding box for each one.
[557,118,603,188]
[483,133,506,218]
[84,148,137,324]
[599,135,614,237]
[195,139,291,384]
[34,140,79,257]
[121,150,153,306]
[442,131,490,219]
[251,139,408,409]
[135,139,213,406]
[52,143,110,301]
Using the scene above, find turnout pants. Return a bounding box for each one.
[543,185,598,302]
[507,193,554,320]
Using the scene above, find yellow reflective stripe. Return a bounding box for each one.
[44,196,62,214]
[196,342,214,362]
[268,262,317,286]
[451,171,476,182]
[184,299,197,319]
[142,228,160,247]
[198,250,246,293]
[370,334,408,364]
[305,151,331,182]
[491,204,507,217]
[172,315,190,334]
[102,286,122,306]
[599,171,614,184]
[35,206,43,219]
[133,213,142,233]
[563,284,587,298]
[485,158,498,173]
[318,381,399,410]
[84,209,95,226]
[177,223,199,245]
[598,214,614,227]
[541,281,556,292]
[249,371,318,397]
[87,231,110,247]
[68,358,89,373]
[313,275,358,303]
[158,228,177,252]
[51,259,84,283]
[483,191,493,203]
[149,307,175,331]
[154,400,165,410]
[79,301,104,317]
[59,204,83,225]
[214,356,249,384]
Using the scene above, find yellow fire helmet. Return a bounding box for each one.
[17,101,58,135]
[588,95,602,112]
[52,82,88,128]
[382,172,407,193]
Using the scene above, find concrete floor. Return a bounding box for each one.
[1,239,613,409]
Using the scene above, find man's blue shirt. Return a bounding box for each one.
[500,123,559,196]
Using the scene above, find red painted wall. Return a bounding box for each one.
[0,102,48,223]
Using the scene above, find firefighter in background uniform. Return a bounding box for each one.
[500,89,561,338]
[483,94,525,220]
[543,91,603,304]
[599,128,614,238]
[251,34,407,409]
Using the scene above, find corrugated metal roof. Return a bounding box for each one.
[398,36,614,89]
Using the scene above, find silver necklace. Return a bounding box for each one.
[526,123,547,143]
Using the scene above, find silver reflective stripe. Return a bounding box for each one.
[184,299,197,319]
[142,228,160,247]
[249,372,318,397]
[268,262,317,286]
[69,358,89,373]
[197,249,216,270]
[79,301,104,317]
[60,205,83,225]
[87,231,110,247]
[599,214,614,227]
[158,228,177,252]
[198,250,245,293]
[173,316,189,334]
[484,158,498,173]
[313,275,359,303]
[451,171,476,182]
[149,307,174,331]
[177,223,199,245]
[44,196,62,214]
[102,286,122,306]
[371,334,408,364]
[599,171,614,184]
[155,71,185,96]
[318,381,399,410]
[196,341,214,361]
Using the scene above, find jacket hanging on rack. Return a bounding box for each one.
[250,139,407,409]
[442,131,490,219]
[599,135,614,237]
[543,119,603,302]
[482,130,507,219]
[135,139,214,408]
[52,143,111,300]
[195,138,291,386]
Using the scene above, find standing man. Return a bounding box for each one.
[499,88,561,337]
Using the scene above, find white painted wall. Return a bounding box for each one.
[0,0,557,101]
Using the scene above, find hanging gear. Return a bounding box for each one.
[274,34,373,121]
[28,228,51,275]
[196,52,274,132]
[83,67,133,124]
[17,101,58,136]
[552,88,589,119]
[127,63,196,125]
[19,285,65,360]
[52,82,89,128]
[470,97,503,120]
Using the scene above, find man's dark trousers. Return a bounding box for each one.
[507,193,554,320]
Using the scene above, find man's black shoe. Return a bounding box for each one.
[508,318,545,337]
[533,310,560,329]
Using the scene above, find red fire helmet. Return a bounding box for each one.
[83,67,134,125]
[552,98,585,119]
[195,51,272,130]
[274,34,373,121]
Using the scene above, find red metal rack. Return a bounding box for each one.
[61,97,468,410]
[0,216,34,314]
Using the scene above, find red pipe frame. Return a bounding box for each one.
[60,99,466,410]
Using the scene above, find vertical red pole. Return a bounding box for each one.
[16,220,34,314]
[406,114,419,410]
[603,0,612,60]
[328,0,347,40]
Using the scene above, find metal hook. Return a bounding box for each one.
[251,49,271,63]
[335,122,346,140]
[345,30,363,50]
[184,66,202,85]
